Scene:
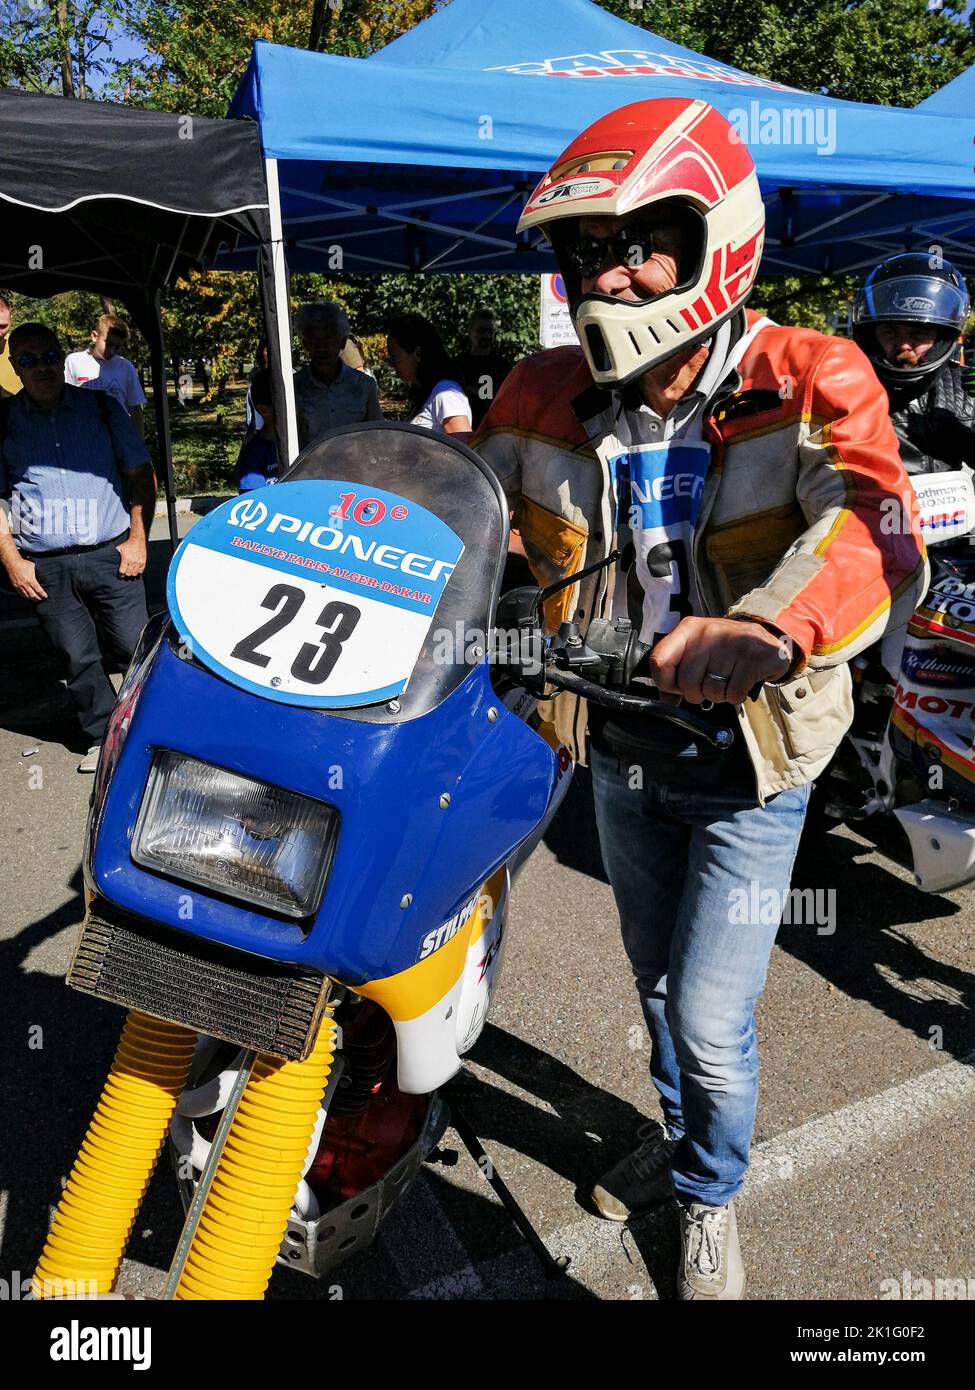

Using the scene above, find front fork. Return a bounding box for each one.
[33,1002,338,1301]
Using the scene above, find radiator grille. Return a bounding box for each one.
[68,903,330,1061]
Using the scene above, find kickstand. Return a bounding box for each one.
[432,1087,570,1280]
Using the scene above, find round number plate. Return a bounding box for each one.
[167,480,464,708]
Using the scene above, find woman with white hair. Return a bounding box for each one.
[293,301,382,448]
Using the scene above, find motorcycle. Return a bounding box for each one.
[32,422,726,1301]
[813,467,975,894]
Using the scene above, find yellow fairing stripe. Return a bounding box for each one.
[890,705,975,784]
[354,868,506,1022]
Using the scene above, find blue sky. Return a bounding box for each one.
[88,33,145,94]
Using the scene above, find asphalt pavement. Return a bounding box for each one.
[0,516,973,1311]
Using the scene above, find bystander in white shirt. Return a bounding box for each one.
[411,379,471,434]
[64,349,147,416]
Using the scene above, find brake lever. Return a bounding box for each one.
[543,663,735,750]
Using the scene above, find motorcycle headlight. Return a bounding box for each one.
[132,751,338,919]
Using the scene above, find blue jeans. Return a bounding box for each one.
[589,739,810,1206]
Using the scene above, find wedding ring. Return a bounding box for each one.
[706,671,730,682]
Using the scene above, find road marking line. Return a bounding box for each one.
[746,1048,975,1188]
[405,1050,975,1299]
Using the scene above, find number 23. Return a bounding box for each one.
[231,583,360,685]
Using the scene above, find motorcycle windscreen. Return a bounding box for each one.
[891,540,975,805]
[167,424,508,717]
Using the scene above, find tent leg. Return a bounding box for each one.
[264,156,299,467]
[147,289,179,553]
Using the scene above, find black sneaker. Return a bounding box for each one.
[591,1120,677,1221]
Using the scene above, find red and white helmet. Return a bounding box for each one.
[519,98,765,388]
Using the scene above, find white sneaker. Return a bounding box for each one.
[77,744,101,774]
[677,1199,746,1300]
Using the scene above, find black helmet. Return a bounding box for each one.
[853,253,970,391]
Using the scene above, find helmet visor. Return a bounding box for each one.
[855,273,969,332]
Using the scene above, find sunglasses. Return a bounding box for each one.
[16,348,63,369]
[565,220,659,281]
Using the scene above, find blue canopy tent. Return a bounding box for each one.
[916,58,975,114]
[225,0,975,459]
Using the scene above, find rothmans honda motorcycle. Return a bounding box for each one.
[32,423,725,1301]
[815,467,975,894]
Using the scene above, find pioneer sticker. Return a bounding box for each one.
[168,480,464,708]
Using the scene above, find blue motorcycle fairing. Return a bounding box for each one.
[89,634,558,984]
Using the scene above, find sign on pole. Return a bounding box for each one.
[540,273,578,349]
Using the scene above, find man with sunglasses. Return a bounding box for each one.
[0,323,156,773]
[474,99,926,1300]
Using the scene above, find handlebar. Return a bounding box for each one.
[541,662,735,750]
[495,568,736,751]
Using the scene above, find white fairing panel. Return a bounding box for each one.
[894,798,975,893]
[455,871,509,1056]
[391,874,510,1094]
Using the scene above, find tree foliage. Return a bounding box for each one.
[108,1,312,115]
[308,0,440,59]
[599,0,975,105]
[0,1,128,97]
[110,0,439,115]
[8,288,124,350]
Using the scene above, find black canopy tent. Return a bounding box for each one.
[0,88,279,547]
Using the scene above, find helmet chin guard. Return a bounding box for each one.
[519,98,766,388]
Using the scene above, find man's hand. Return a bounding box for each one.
[116,536,147,579]
[650,616,794,705]
[6,555,47,602]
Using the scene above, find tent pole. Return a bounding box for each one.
[147,288,179,552]
[265,156,298,463]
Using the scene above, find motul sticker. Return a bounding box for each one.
[894,629,975,781]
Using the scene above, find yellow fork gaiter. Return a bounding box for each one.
[173,1014,337,1300]
[33,1011,196,1297]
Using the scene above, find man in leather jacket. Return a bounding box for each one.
[852,253,975,476]
[474,98,926,1301]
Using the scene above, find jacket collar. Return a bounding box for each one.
[570,308,750,436]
